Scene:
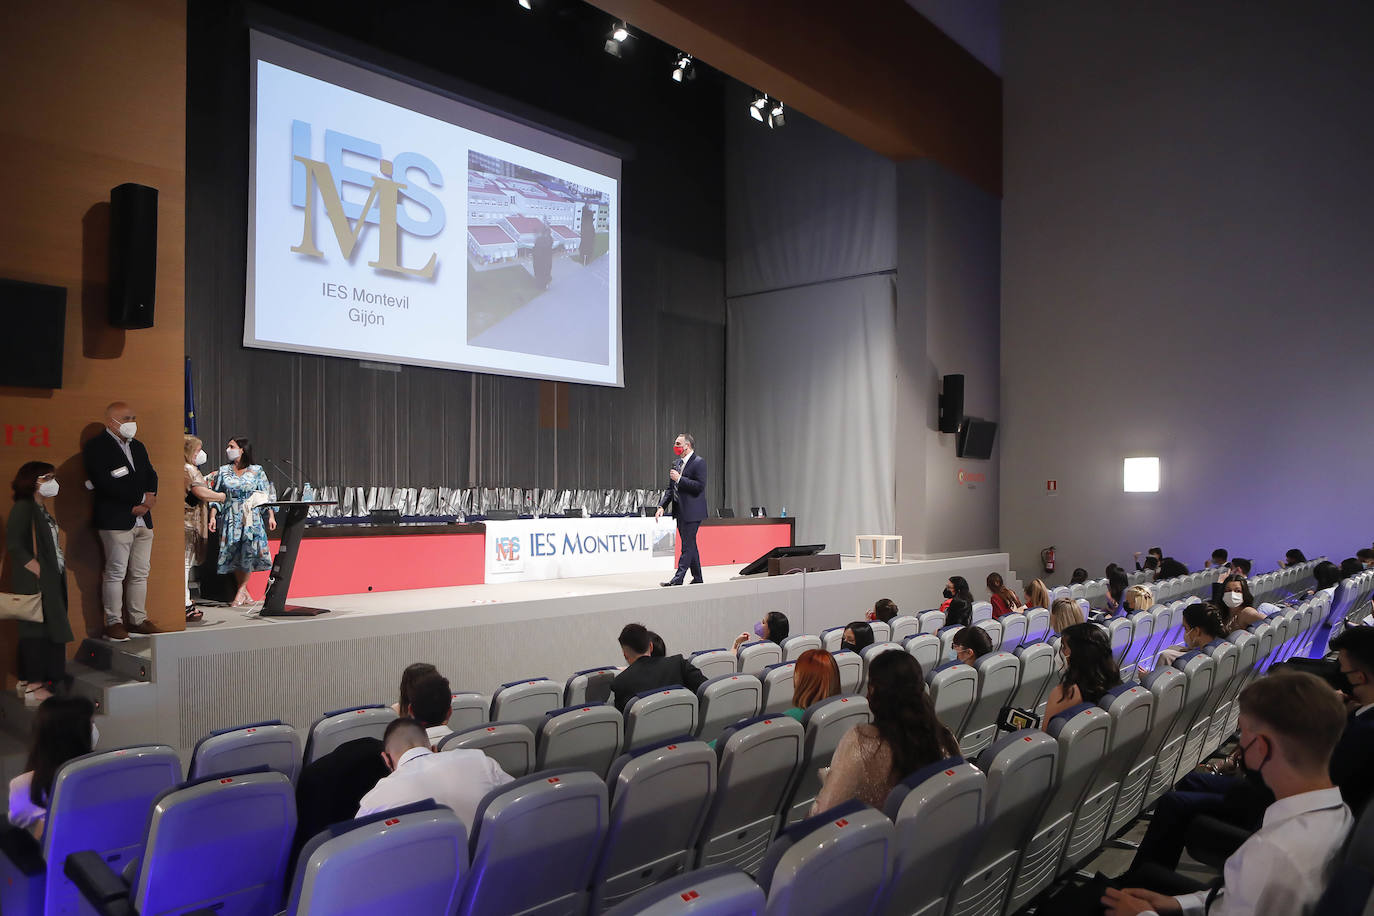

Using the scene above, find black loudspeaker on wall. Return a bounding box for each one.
[109,182,158,329]
[938,373,965,434]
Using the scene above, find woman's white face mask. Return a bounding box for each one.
[1222,591,1244,609]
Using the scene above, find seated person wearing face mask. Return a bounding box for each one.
[944,598,973,629]
[866,597,899,624]
[1215,575,1263,631]
[733,610,789,652]
[940,577,974,613]
[840,621,875,655]
[1096,673,1352,916]
[1043,623,1120,729]
[1153,602,1228,670]
[940,626,992,671]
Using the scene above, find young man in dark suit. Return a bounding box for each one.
[609,623,705,712]
[1330,625,1374,815]
[82,401,160,640]
[656,432,707,586]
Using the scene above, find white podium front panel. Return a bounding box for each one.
[484,517,677,583]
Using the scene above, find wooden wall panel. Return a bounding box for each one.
[0,0,188,674]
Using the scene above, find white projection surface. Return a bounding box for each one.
[246,32,623,386]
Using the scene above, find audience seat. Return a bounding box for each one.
[833,650,863,695]
[1122,610,1156,673]
[869,620,892,643]
[303,705,397,765]
[738,640,783,676]
[1062,686,1149,872]
[779,634,822,662]
[438,722,536,778]
[603,865,765,916]
[188,720,302,785]
[761,662,797,714]
[937,625,962,658]
[565,668,618,706]
[859,642,904,692]
[1164,650,1218,790]
[882,757,984,916]
[1000,612,1029,651]
[625,687,700,751]
[697,714,805,873]
[67,768,295,916]
[0,745,181,916]
[927,663,978,740]
[1139,665,1193,811]
[975,618,1004,652]
[1006,703,1112,911]
[695,674,763,745]
[1105,616,1133,668]
[1012,642,1057,719]
[1023,606,1051,644]
[889,615,920,643]
[1206,630,1258,755]
[1050,586,1070,603]
[821,626,847,653]
[757,799,893,916]
[904,633,941,674]
[286,800,466,915]
[593,738,717,911]
[971,601,994,623]
[691,649,740,680]
[959,652,1020,758]
[449,692,490,731]
[535,703,624,778]
[1095,682,1159,840]
[1069,584,1086,600]
[783,695,872,825]
[463,768,608,916]
[1311,795,1374,916]
[918,610,946,635]
[489,678,562,733]
[947,730,1058,916]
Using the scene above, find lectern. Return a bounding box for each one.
[260,500,338,617]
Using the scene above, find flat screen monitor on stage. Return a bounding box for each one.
[739,544,826,577]
[246,32,623,386]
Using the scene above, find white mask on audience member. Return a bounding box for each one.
[1222,591,1244,609]
[38,479,59,498]
[226,447,242,462]
[193,450,207,467]
[118,421,137,439]
[945,648,959,663]
[90,722,100,749]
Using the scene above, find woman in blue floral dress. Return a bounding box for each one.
[207,436,276,606]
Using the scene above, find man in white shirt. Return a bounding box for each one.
[1102,671,1353,916]
[356,719,512,834]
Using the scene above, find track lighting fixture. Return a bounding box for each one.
[672,52,695,83]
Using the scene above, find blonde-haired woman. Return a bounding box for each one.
[1050,596,1085,635]
[1023,578,1051,611]
[1124,584,1154,615]
[183,435,224,622]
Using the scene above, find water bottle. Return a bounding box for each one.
[780,507,787,517]
[302,482,314,502]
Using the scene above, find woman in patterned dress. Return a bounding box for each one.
[208,436,275,606]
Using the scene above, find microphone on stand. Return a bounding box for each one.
[261,457,299,499]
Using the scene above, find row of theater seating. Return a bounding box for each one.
[12,584,1328,916]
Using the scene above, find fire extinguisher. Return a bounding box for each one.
[1041,546,1056,574]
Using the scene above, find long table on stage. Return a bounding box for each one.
[249,516,796,599]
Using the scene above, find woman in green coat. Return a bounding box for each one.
[7,461,74,704]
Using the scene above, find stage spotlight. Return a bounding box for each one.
[606,20,630,57]
[517,0,532,9]
[768,100,786,129]
[672,52,695,83]
[750,92,769,122]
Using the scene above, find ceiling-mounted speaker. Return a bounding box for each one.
[938,373,964,434]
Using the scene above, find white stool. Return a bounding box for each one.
[855,534,902,565]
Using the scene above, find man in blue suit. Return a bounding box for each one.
[656,432,707,586]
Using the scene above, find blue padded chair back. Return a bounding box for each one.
[33,745,182,916]
[782,695,872,825]
[757,800,893,916]
[884,757,984,916]
[761,662,797,714]
[304,705,396,765]
[889,616,921,643]
[535,703,623,778]
[602,865,765,916]
[449,692,490,732]
[134,769,295,916]
[438,722,535,778]
[626,687,700,751]
[697,714,805,874]
[594,738,717,911]
[738,641,783,676]
[690,649,739,681]
[695,673,763,745]
[564,667,618,706]
[288,800,465,916]
[780,635,822,663]
[463,768,608,916]
[489,678,562,733]
[832,650,863,694]
[189,720,302,785]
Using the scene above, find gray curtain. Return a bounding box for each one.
[725,274,897,554]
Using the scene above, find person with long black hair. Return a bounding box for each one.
[1043,623,1121,727]
[810,651,959,815]
[208,436,276,606]
[7,696,95,838]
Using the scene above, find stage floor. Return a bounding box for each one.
[139,551,1013,752]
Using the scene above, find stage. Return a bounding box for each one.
[129,551,1013,754]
